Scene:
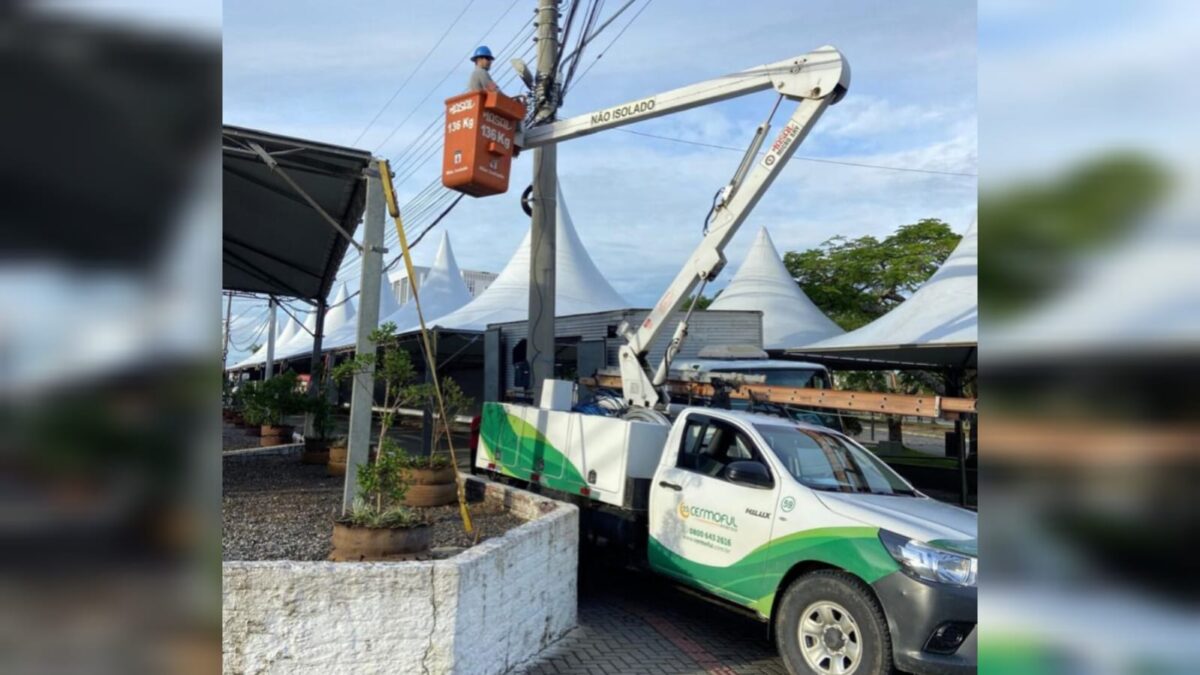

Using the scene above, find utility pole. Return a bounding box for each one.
[343,167,386,513]
[528,0,560,402]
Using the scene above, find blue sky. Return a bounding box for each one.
[223,0,977,350]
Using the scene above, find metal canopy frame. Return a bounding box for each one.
[222,125,373,302]
[781,343,978,372]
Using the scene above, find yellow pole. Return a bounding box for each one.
[377,159,473,534]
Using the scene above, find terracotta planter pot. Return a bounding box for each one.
[260,424,293,447]
[330,522,430,561]
[400,465,458,507]
[327,444,348,476]
[302,438,330,465]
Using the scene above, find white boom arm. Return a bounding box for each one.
[519,46,850,408]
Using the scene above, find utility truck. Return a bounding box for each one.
[471,46,978,675]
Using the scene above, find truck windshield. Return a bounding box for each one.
[754,424,916,496]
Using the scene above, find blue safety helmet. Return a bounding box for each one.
[470,45,494,62]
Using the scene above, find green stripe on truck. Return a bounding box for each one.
[479,403,589,493]
[648,527,899,617]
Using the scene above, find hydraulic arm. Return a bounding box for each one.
[519,46,850,408]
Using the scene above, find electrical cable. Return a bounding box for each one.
[614,128,979,177]
[565,0,652,94]
[373,0,525,155]
[350,0,479,147]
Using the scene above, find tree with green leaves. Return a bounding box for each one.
[979,152,1168,318]
[330,322,423,440]
[783,219,962,447]
[783,218,961,331]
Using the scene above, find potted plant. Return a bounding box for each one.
[330,323,423,474]
[302,374,337,464]
[237,381,264,435]
[330,438,430,561]
[326,435,350,476]
[259,371,305,446]
[397,376,471,507]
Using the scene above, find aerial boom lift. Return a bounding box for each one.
[516,46,850,408]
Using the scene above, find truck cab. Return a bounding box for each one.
[648,408,977,675]
[477,396,977,675]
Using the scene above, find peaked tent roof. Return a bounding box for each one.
[987,214,1200,359]
[788,221,978,369]
[277,282,356,360]
[378,232,473,334]
[322,262,412,351]
[231,310,298,369]
[409,186,627,332]
[709,228,844,349]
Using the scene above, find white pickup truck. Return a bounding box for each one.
[475,396,977,675]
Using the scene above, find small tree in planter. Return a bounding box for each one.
[330,323,424,475]
[330,438,429,561]
[301,370,337,464]
[302,395,335,464]
[258,371,306,446]
[236,381,265,435]
[326,435,350,476]
[397,376,473,506]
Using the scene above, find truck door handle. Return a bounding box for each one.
[659,481,682,491]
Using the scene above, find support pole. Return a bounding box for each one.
[421,332,437,457]
[343,171,386,513]
[265,297,277,380]
[946,370,968,507]
[304,299,327,438]
[528,0,560,403]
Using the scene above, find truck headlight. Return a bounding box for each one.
[879,530,977,587]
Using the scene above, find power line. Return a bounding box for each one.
[350,0,478,147]
[334,28,534,281]
[567,0,652,94]
[613,128,979,178]
[373,0,524,155]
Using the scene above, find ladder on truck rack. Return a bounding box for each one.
[582,372,976,421]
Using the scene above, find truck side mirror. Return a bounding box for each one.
[724,461,773,489]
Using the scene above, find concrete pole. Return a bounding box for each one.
[265,297,277,380]
[343,170,386,513]
[528,0,559,403]
[304,299,327,438]
[420,331,437,457]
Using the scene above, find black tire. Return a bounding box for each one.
[775,570,893,675]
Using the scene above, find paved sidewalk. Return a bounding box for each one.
[518,567,787,675]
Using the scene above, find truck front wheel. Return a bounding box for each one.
[775,570,893,675]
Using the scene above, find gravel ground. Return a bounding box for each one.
[222,454,524,561]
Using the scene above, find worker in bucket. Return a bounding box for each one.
[467,46,499,92]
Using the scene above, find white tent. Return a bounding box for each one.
[791,221,977,367]
[406,186,627,332]
[709,227,844,349]
[322,268,405,350]
[231,310,300,369]
[988,215,1200,356]
[378,231,473,333]
[276,281,356,360]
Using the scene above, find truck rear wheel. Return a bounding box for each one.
[775,570,892,675]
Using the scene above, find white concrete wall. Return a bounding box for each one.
[222,477,578,674]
